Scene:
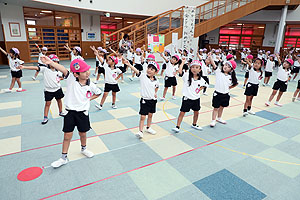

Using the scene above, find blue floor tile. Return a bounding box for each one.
[256,110,286,122]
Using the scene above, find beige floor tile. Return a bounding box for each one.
[91,119,127,135]
[0,115,21,127]
[0,136,21,156]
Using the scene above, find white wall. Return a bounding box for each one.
[0,15,4,41]
[0,5,27,42]
[81,14,101,41]
[262,23,278,47]
[32,0,208,16]
[206,28,219,45]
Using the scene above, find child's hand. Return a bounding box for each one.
[35,43,39,48]
[40,56,52,65]
[154,93,157,98]
[122,57,129,65]
[182,57,186,63]
[16,65,23,70]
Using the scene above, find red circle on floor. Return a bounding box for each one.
[17,167,43,181]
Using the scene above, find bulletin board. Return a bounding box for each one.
[147,34,165,52]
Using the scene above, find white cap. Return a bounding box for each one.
[42,47,48,51]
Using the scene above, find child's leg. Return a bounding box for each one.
[121,73,124,81]
[34,71,39,78]
[276,91,284,102]
[139,115,146,132]
[212,108,219,120]
[56,98,63,113]
[217,106,224,118]
[243,96,250,111]
[147,113,153,128]
[160,69,165,76]
[44,101,51,118]
[100,92,109,105]
[172,86,176,96]
[62,132,74,153]
[112,92,117,104]
[176,111,186,127]
[96,73,100,81]
[268,89,277,102]
[9,77,16,89]
[95,67,98,75]
[163,87,168,98]
[193,111,199,125]
[293,73,298,80]
[265,77,270,84]
[132,72,135,78]
[243,78,248,86]
[248,96,254,108]
[79,132,87,147]
[294,89,300,98]
[16,78,22,88]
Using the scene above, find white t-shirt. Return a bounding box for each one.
[40,67,62,92]
[71,52,84,61]
[201,60,209,76]
[103,63,122,84]
[138,72,159,100]
[265,59,275,72]
[241,52,246,59]
[127,51,134,60]
[258,54,263,59]
[202,53,207,60]
[134,54,142,64]
[248,67,261,85]
[96,56,99,62]
[163,55,171,64]
[214,68,232,94]
[294,60,300,67]
[115,57,123,68]
[38,52,46,64]
[64,73,101,112]
[164,62,178,77]
[181,71,208,100]
[277,65,291,82]
[7,55,24,72]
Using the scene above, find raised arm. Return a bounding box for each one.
[208,54,217,70]
[275,53,281,65]
[90,46,104,63]
[64,43,72,52]
[18,65,39,71]
[35,43,41,53]
[0,47,8,56]
[178,57,186,75]
[40,56,68,76]
[197,52,202,60]
[158,52,169,62]
[123,57,139,74]
[109,47,118,56]
[245,58,252,69]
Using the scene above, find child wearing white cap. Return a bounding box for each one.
[64,43,84,61]
[129,48,144,81]
[0,47,24,92]
[32,43,48,80]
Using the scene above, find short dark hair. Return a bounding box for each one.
[148,64,158,72]
[123,34,129,40]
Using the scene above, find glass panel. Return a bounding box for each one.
[24,7,54,26]
[55,11,80,27]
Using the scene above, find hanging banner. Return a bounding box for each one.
[172,32,178,51]
[182,6,196,51]
[148,34,165,52]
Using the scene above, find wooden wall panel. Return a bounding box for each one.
[5,41,31,63]
[0,41,8,65]
[82,41,103,59]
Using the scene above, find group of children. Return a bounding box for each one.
[1,42,300,169]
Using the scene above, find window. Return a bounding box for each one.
[55,12,80,27]
[283,25,300,48]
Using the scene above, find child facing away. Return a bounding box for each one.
[265,56,293,107]
[0,47,24,92]
[64,43,84,61]
[129,48,144,81]
[124,58,160,139]
[32,43,48,80]
[93,46,102,77]
[292,79,300,102]
[172,58,208,133]
[94,48,108,84]
[19,54,65,124]
[39,56,101,168]
[263,53,275,86]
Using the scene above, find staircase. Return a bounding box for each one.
[102,0,300,50]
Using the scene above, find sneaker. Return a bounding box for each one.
[95,104,102,110]
[59,111,67,117]
[51,158,68,168]
[292,97,296,102]
[129,77,133,81]
[81,149,94,158]
[265,101,270,106]
[94,80,98,84]
[4,88,12,93]
[266,83,271,86]
[121,80,124,83]
[262,83,266,86]
[243,112,248,117]
[297,98,300,101]
[210,120,216,127]
[32,76,36,81]
[146,127,156,135]
[243,85,246,89]
[172,96,176,100]
[191,124,203,130]
[135,131,143,139]
[203,92,208,96]
[248,110,256,115]
[92,73,96,77]
[216,118,227,124]
[274,102,283,107]
[16,88,23,92]
[160,97,165,101]
[112,104,117,109]
[41,117,48,125]
[172,127,180,133]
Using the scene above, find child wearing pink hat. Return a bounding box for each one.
[265,56,293,107]
[39,56,101,168]
[208,54,238,127]
[0,47,24,92]
[124,58,160,139]
[32,43,48,81]
[18,54,65,124]
[263,52,275,86]
[243,54,254,89]
[172,58,208,133]
[64,43,84,61]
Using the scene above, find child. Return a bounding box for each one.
[160,49,171,77]
[126,46,134,72]
[110,47,125,83]
[19,54,65,124]
[197,52,210,95]
[93,47,102,77]
[38,56,101,168]
[291,54,300,81]
[143,54,156,73]
[32,44,48,80]
[243,58,263,116]
[0,47,24,92]
[209,55,238,127]
[93,48,107,84]
[129,48,143,81]
[172,58,208,133]
[292,79,300,102]
[64,43,84,61]
[202,48,208,60]
[124,58,160,139]
[159,52,179,100]
[263,53,275,86]
[265,56,293,107]
[91,46,122,110]
[243,54,253,89]
[240,49,247,72]
[182,49,189,72]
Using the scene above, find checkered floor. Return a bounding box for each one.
[0,59,300,200]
